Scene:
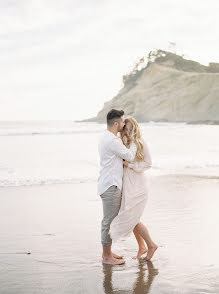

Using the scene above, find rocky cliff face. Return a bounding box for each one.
[87,50,219,124]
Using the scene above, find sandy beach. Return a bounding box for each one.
[1,121,219,293]
[1,0,219,292]
[1,174,219,294]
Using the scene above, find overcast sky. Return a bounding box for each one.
[0,0,218,121]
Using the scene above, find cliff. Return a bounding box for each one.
[86,50,219,124]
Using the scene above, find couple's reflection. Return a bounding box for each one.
[102,259,159,294]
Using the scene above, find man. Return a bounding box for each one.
[98,109,137,265]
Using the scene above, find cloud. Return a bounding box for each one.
[0,0,219,120]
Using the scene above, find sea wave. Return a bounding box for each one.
[0,177,96,188]
[1,172,218,188]
[0,129,104,136]
[0,121,189,136]
[1,164,219,188]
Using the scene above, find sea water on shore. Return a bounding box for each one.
[0,121,219,293]
[0,175,219,294]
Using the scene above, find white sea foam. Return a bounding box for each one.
[0,121,105,136]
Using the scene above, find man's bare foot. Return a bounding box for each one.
[102,256,125,265]
[132,247,148,259]
[146,245,158,261]
[102,252,123,259]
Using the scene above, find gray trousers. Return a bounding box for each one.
[100,185,122,247]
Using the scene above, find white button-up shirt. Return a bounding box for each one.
[98,130,137,195]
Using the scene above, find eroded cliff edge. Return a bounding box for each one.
[86,50,219,124]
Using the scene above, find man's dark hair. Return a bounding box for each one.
[107,109,124,126]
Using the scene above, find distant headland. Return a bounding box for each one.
[82,49,219,124]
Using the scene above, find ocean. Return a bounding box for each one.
[0,121,218,188]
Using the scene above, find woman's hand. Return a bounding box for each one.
[123,160,129,167]
[126,135,131,145]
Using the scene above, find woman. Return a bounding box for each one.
[109,116,158,260]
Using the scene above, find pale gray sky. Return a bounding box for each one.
[0,0,218,120]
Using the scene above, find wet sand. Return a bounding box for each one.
[0,175,219,294]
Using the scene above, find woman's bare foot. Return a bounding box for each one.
[132,247,148,259]
[146,245,158,261]
[102,252,123,259]
[102,256,125,265]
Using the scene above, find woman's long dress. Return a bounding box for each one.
[109,140,152,241]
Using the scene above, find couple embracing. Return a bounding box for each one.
[98,109,158,265]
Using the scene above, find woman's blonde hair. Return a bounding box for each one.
[120,116,144,161]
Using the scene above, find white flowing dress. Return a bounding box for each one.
[109,140,152,241]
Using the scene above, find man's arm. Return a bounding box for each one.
[110,137,136,162]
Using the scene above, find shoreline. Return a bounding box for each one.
[77,119,219,125]
[1,172,218,190]
[1,174,219,293]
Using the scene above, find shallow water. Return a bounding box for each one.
[0,176,219,294]
[0,121,219,187]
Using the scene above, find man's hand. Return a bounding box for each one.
[123,160,129,167]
